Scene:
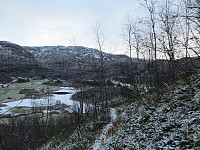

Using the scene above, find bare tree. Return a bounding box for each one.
[143,0,158,60]
[141,0,161,87]
[187,0,200,29]
[121,14,135,88]
[158,0,180,79]
[185,0,190,58]
[93,23,109,116]
[132,21,144,91]
[76,56,84,115]
[185,0,200,57]
[122,13,134,61]
[122,15,145,91]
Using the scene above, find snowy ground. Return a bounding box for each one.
[0,87,85,115]
[103,72,200,149]
[92,108,117,150]
[38,71,200,150]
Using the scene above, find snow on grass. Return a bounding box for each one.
[103,71,200,149]
[92,122,113,150]
[110,108,117,121]
[38,120,105,150]
[38,71,200,150]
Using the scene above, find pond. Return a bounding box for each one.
[0,87,87,115]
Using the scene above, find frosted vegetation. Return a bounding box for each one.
[38,71,200,149]
[97,72,200,149]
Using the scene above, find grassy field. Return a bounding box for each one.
[0,80,60,101]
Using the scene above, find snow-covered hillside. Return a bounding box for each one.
[0,41,137,79]
[0,41,36,64]
[23,45,136,80]
[102,71,200,149]
[0,41,56,77]
[23,45,129,63]
[38,71,200,149]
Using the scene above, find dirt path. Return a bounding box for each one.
[92,108,119,150]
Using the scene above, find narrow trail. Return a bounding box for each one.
[92,108,118,150]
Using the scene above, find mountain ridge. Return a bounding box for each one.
[0,41,136,80]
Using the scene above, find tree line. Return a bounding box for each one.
[121,0,200,88]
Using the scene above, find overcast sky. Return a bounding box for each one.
[0,0,143,54]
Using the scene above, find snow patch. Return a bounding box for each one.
[92,108,118,150]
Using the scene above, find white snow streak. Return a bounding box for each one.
[92,108,117,150]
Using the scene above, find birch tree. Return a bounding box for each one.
[93,23,108,116]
